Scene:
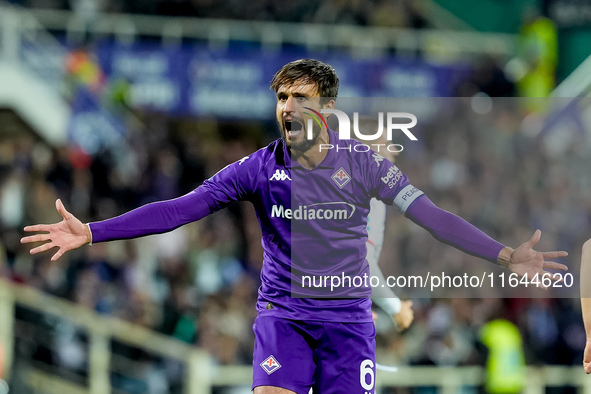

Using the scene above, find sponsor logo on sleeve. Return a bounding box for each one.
[372,153,385,167]
[238,156,249,165]
[381,165,403,189]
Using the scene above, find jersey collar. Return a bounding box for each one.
[282,129,338,170]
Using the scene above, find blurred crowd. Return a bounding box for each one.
[8,0,427,28]
[0,0,575,392]
[1,91,590,392]
[0,115,269,391]
[373,97,589,393]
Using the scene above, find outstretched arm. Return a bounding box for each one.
[88,188,212,243]
[581,240,591,373]
[21,152,259,262]
[405,196,568,289]
[21,188,212,261]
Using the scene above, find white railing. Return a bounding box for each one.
[0,2,147,151]
[552,54,591,98]
[18,7,516,59]
[0,3,70,145]
[1,279,591,393]
[0,279,214,393]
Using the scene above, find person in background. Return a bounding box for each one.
[515,6,558,98]
[479,309,526,394]
[353,117,413,331]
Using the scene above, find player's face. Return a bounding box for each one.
[275,80,332,152]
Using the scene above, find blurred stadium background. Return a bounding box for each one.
[1,0,591,393]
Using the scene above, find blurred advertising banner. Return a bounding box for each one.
[547,0,591,28]
[67,87,126,154]
[90,42,470,118]
[96,42,186,114]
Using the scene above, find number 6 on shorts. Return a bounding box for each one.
[360,359,375,392]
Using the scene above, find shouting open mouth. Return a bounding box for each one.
[284,119,304,138]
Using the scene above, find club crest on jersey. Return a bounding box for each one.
[332,167,351,189]
[270,169,291,181]
[261,355,282,375]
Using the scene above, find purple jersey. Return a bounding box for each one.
[199,129,423,323]
[89,129,504,323]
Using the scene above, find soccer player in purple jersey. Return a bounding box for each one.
[22,59,567,394]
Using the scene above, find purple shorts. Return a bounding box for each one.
[252,315,376,394]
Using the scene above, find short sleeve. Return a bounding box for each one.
[367,151,424,214]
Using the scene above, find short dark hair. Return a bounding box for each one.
[270,59,339,103]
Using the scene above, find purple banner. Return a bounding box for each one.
[90,42,471,118]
